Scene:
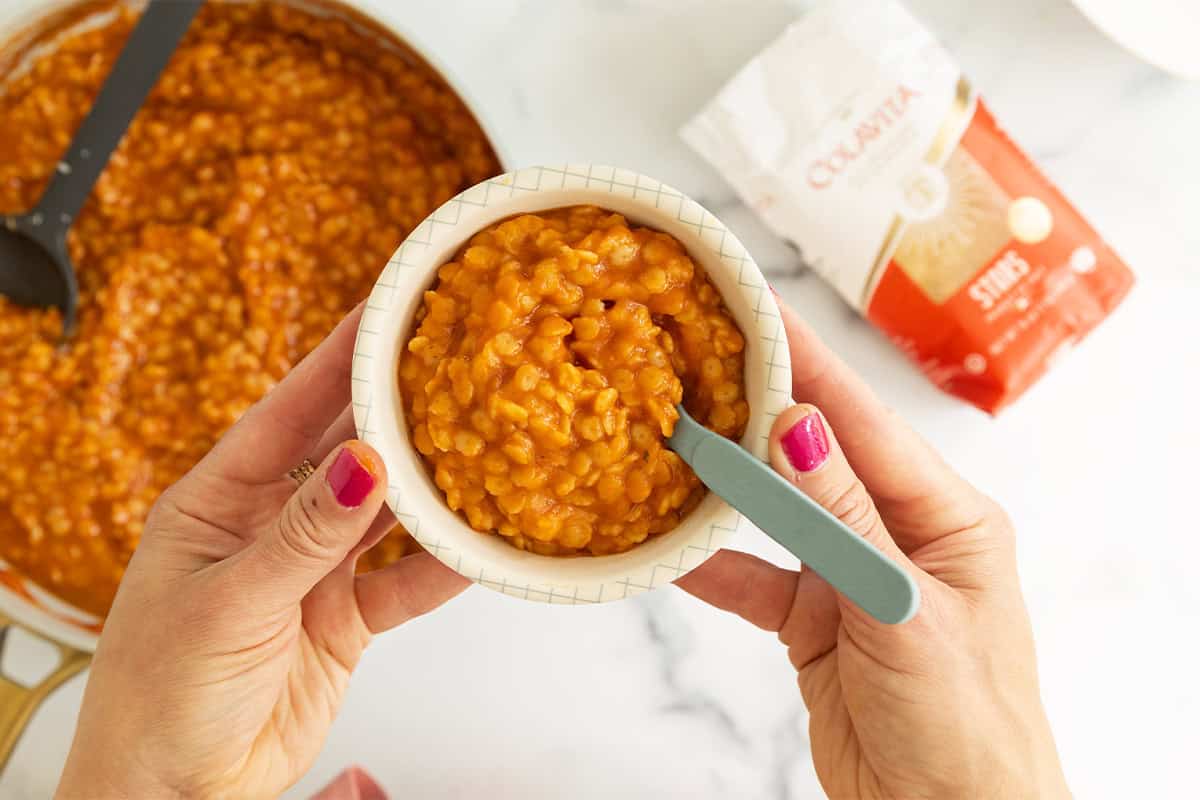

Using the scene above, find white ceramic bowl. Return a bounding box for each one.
[352,164,793,605]
[1071,0,1200,81]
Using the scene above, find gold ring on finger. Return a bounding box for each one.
[287,458,317,486]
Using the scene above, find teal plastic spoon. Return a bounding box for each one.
[669,405,920,624]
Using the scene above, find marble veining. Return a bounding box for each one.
[642,597,750,750]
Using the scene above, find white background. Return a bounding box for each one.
[4,0,1198,798]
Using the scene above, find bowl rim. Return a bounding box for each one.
[352,164,793,605]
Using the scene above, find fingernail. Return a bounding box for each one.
[781,411,829,472]
[327,447,376,508]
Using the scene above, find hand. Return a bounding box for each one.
[55,306,468,800]
[679,295,1070,799]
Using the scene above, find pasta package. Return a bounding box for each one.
[682,0,1134,414]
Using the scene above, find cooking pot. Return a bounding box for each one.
[0,0,507,769]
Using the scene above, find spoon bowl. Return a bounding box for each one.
[0,216,74,327]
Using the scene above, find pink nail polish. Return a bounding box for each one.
[327,447,376,508]
[780,411,829,472]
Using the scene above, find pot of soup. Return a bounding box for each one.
[0,0,505,767]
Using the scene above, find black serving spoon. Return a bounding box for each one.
[0,0,204,336]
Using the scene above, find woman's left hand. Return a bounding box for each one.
[55,305,468,800]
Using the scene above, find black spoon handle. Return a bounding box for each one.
[33,0,204,228]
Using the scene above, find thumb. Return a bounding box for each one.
[233,441,387,610]
[767,404,921,627]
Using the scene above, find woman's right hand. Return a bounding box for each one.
[679,294,1070,799]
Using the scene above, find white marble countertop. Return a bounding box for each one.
[5,0,1199,797]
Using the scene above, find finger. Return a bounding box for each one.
[223,440,386,611]
[348,510,403,564]
[675,550,798,632]
[302,515,413,625]
[676,549,842,670]
[311,405,358,465]
[203,303,364,483]
[311,407,416,566]
[775,297,990,547]
[768,403,923,628]
[354,551,469,634]
[301,404,399,565]
[312,408,408,562]
[294,511,406,665]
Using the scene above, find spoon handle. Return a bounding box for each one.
[669,409,920,625]
[33,0,204,229]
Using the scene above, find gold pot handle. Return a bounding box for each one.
[0,610,90,770]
